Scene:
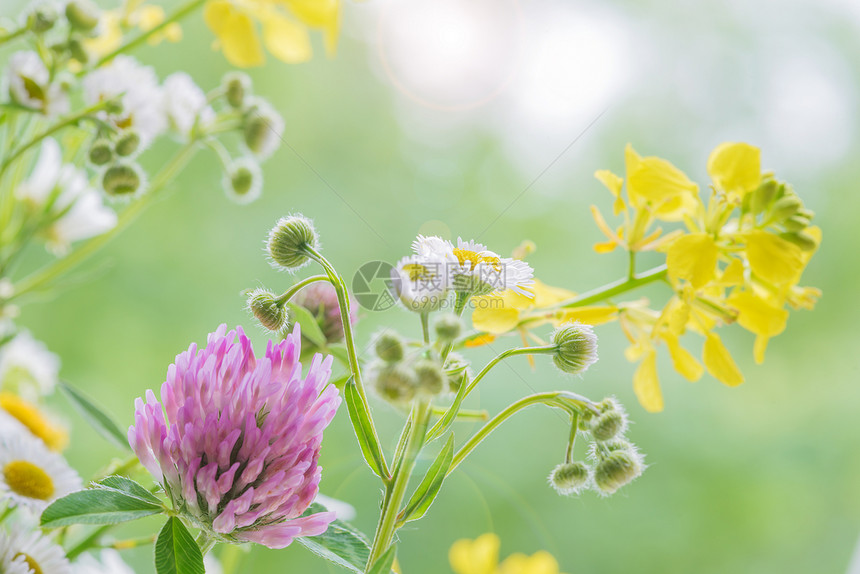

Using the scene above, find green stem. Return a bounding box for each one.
[420,311,430,345]
[0,27,26,46]
[564,413,578,464]
[11,142,199,300]
[448,392,595,475]
[66,525,113,560]
[220,545,245,574]
[108,535,157,550]
[196,531,216,556]
[555,264,668,309]
[275,275,329,305]
[627,250,636,281]
[0,504,14,523]
[439,291,471,364]
[94,0,208,67]
[430,406,487,420]
[367,401,430,570]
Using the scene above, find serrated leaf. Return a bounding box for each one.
[154,517,205,574]
[344,379,387,479]
[98,475,163,506]
[287,303,327,348]
[41,487,164,528]
[297,503,371,573]
[60,381,129,450]
[400,434,454,524]
[367,545,396,574]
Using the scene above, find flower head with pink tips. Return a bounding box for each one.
[128,324,340,549]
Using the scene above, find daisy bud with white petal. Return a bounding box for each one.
[222,157,262,204]
[223,71,251,108]
[243,98,284,159]
[0,330,59,400]
[163,72,216,140]
[65,0,100,31]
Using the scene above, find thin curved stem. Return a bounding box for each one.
[555,264,668,309]
[275,275,329,305]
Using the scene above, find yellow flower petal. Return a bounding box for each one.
[204,0,265,67]
[744,230,804,286]
[665,233,718,288]
[499,551,561,574]
[753,334,769,365]
[633,351,663,412]
[529,280,574,307]
[262,10,312,63]
[702,333,744,386]
[663,335,703,382]
[720,258,746,286]
[595,169,623,197]
[464,333,496,348]
[449,534,500,574]
[727,290,788,338]
[707,142,761,201]
[284,0,339,27]
[556,306,618,326]
[472,305,521,335]
[85,12,123,57]
[625,143,699,208]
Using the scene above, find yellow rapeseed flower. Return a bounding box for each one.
[449,534,568,574]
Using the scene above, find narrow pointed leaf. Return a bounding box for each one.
[344,379,386,479]
[367,545,397,574]
[154,517,205,574]
[98,475,163,506]
[400,433,455,524]
[60,381,129,450]
[297,503,371,573]
[427,372,469,442]
[41,487,164,528]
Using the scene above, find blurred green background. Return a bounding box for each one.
[3,0,860,572]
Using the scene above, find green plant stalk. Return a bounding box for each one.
[66,525,112,560]
[94,0,208,68]
[554,264,668,309]
[0,27,26,46]
[275,274,329,305]
[196,531,216,556]
[439,290,472,364]
[366,401,430,570]
[564,413,579,464]
[12,142,199,300]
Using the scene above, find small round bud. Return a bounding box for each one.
[266,215,317,270]
[88,139,113,166]
[444,352,470,392]
[591,411,626,442]
[375,333,404,363]
[549,462,590,496]
[770,195,802,222]
[65,0,100,31]
[372,363,417,404]
[222,158,262,204]
[247,288,287,331]
[413,359,445,395]
[102,163,142,197]
[433,313,462,342]
[223,72,251,108]
[780,231,817,252]
[28,5,58,33]
[115,131,140,157]
[243,98,284,159]
[600,439,635,453]
[750,177,778,215]
[594,451,644,495]
[103,98,124,115]
[782,215,809,233]
[551,322,598,375]
[67,38,89,64]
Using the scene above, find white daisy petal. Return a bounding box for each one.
[0,331,60,400]
[71,549,134,574]
[391,255,450,312]
[0,433,82,512]
[0,530,72,574]
[163,72,216,140]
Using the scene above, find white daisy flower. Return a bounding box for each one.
[242,97,284,160]
[0,330,60,400]
[71,549,134,574]
[0,433,81,512]
[0,530,71,574]
[162,72,216,140]
[390,255,449,312]
[3,51,69,117]
[16,138,117,255]
[82,55,166,146]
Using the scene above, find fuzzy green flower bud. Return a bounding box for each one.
[549,462,590,496]
[599,439,635,453]
[374,332,404,363]
[102,163,142,197]
[247,288,287,331]
[372,363,417,404]
[266,215,317,270]
[444,352,470,392]
[551,322,598,375]
[782,215,809,233]
[780,231,817,252]
[28,5,58,33]
[243,99,283,159]
[65,0,100,31]
[594,451,644,495]
[88,139,113,166]
[591,411,626,442]
[115,131,140,157]
[223,72,251,108]
[433,313,462,342]
[750,177,779,215]
[770,195,802,222]
[413,359,445,395]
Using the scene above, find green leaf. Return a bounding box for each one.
[41,486,164,528]
[154,517,205,574]
[344,378,387,479]
[367,545,397,574]
[400,434,455,524]
[327,345,351,367]
[297,503,371,573]
[60,381,130,450]
[287,303,328,348]
[427,372,469,442]
[98,475,163,506]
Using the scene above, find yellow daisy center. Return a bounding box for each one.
[0,392,68,451]
[402,263,432,281]
[452,248,501,271]
[15,554,44,574]
[3,460,55,501]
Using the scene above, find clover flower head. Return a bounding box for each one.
[128,324,341,548]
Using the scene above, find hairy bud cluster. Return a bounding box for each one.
[369,331,455,404]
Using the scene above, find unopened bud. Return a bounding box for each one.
[591,411,626,442]
[223,72,251,108]
[65,0,100,31]
[115,131,140,157]
[222,158,261,204]
[243,98,283,159]
[770,195,802,222]
[246,288,287,331]
[782,215,809,233]
[266,215,317,269]
[444,352,469,392]
[413,359,445,395]
[433,313,462,342]
[88,139,113,166]
[594,451,644,495]
[780,231,817,252]
[549,462,590,496]
[375,332,404,363]
[750,177,778,215]
[551,322,598,375]
[28,5,58,33]
[102,163,142,197]
[67,38,88,63]
[372,363,417,404]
